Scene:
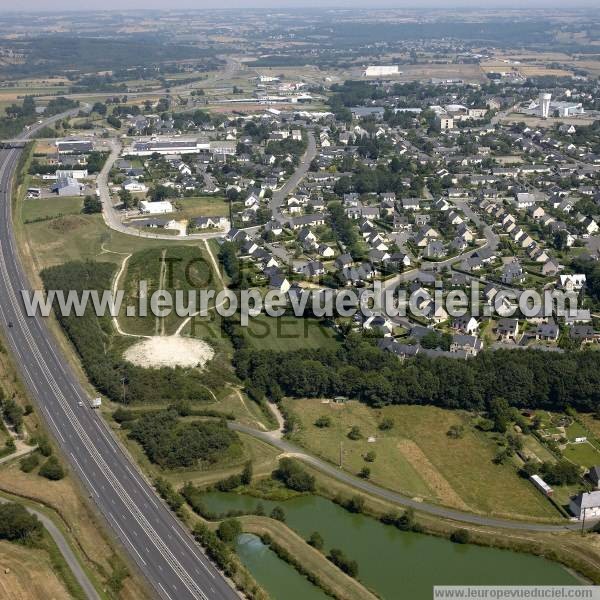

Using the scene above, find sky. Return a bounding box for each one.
[3,0,600,10]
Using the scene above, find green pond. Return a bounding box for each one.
[202,492,580,600]
[236,533,329,600]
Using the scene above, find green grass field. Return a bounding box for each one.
[565,421,589,441]
[19,211,217,271]
[283,399,560,520]
[177,197,229,218]
[118,245,217,336]
[242,315,339,352]
[563,442,600,469]
[21,197,82,223]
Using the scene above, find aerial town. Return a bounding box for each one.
[0,5,600,600]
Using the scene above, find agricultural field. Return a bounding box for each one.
[282,399,560,520]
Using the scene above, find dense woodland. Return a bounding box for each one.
[128,410,241,469]
[233,334,600,413]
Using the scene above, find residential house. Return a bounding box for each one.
[535,321,559,342]
[497,318,519,341]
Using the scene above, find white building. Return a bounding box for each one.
[139,200,174,215]
[570,491,600,519]
[55,169,88,180]
[540,93,552,119]
[436,115,454,131]
[122,179,148,193]
[559,273,586,291]
[364,65,400,77]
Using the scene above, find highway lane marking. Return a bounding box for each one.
[110,514,147,567]
[174,528,215,579]
[9,323,210,600]
[158,583,175,600]
[70,453,99,497]
[0,150,215,600]
[42,406,66,443]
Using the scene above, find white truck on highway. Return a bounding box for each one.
[90,397,102,409]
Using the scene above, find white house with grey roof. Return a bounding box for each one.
[570,491,600,519]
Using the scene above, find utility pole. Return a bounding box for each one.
[581,506,587,536]
[121,376,126,404]
[339,441,343,469]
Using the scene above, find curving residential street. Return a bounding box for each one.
[270,130,317,221]
[95,139,228,241]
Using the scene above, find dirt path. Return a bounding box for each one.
[110,253,148,339]
[203,238,225,288]
[267,401,285,439]
[156,249,167,336]
[233,388,267,431]
[173,239,226,336]
[397,439,470,511]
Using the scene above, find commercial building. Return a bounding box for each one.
[364,65,400,77]
[56,139,93,154]
[55,169,88,180]
[127,138,236,157]
[139,200,174,215]
[52,177,84,196]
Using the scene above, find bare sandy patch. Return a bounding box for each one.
[123,335,214,369]
[397,439,470,511]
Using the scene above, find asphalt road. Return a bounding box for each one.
[94,138,228,241]
[0,126,238,598]
[230,422,588,533]
[0,496,100,600]
[270,130,317,220]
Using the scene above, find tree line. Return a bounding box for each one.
[233,334,600,413]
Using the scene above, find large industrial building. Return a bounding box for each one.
[363,65,400,77]
[126,139,236,157]
[56,138,93,154]
[527,94,585,119]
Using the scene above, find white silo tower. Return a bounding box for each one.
[540,93,552,119]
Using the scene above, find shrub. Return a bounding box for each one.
[19,453,39,473]
[450,529,471,544]
[39,456,65,481]
[308,531,324,550]
[314,415,332,428]
[154,477,184,511]
[358,467,371,479]
[34,435,52,457]
[0,503,43,544]
[240,461,253,486]
[364,451,376,463]
[327,548,358,578]
[217,519,242,544]
[378,418,394,431]
[273,458,315,492]
[270,506,285,522]
[347,426,362,440]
